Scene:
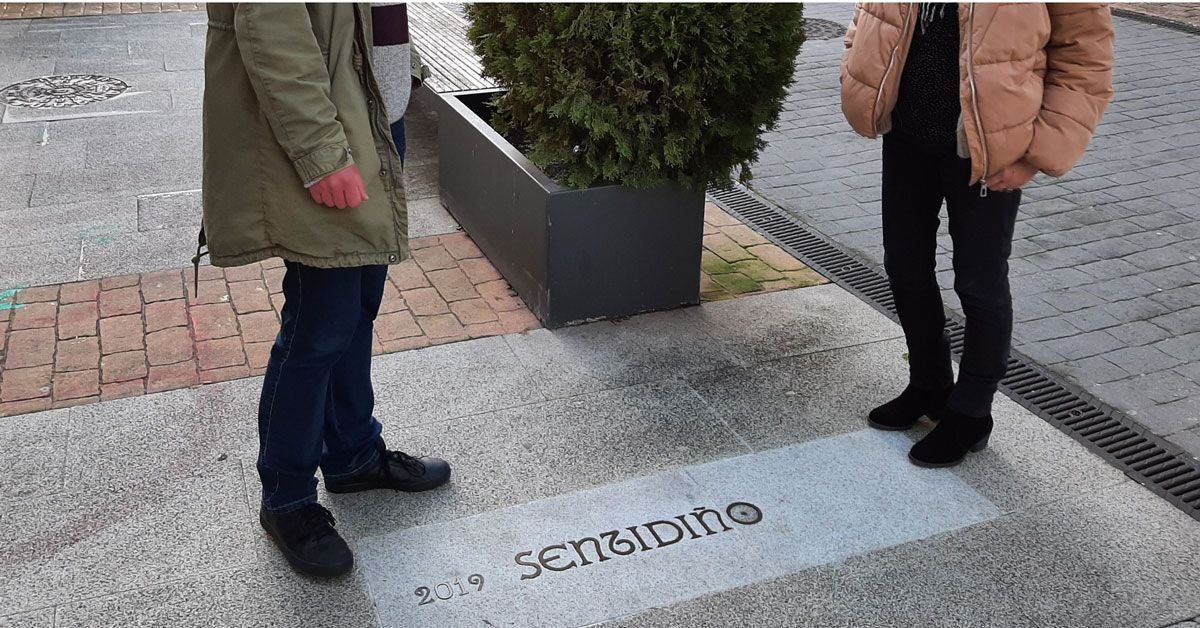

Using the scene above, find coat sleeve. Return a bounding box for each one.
[1023,3,1115,177]
[233,3,354,186]
[844,3,862,51]
[839,4,862,88]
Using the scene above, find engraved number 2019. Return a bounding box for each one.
[415,574,484,606]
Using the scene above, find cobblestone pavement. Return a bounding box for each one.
[753,5,1200,457]
[0,3,203,20]
[1116,3,1200,29]
[0,11,823,416]
[0,233,543,418]
[0,200,815,418]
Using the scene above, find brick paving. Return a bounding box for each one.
[752,4,1200,457]
[701,204,826,300]
[0,8,827,420]
[0,232,541,417]
[0,203,822,418]
[0,3,202,19]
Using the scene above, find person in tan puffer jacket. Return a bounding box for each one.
[840,3,1114,468]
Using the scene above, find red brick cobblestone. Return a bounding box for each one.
[0,207,824,417]
[0,233,538,417]
[0,2,203,19]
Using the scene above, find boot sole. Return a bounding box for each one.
[259,511,354,578]
[867,417,918,431]
[867,412,940,432]
[325,471,451,495]
[908,436,990,469]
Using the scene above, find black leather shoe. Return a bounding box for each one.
[260,504,353,578]
[909,409,993,468]
[325,442,451,494]
[868,384,953,431]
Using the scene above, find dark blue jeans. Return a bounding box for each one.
[881,133,1020,418]
[391,117,406,166]
[257,262,388,513]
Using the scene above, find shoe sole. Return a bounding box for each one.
[907,437,990,469]
[867,418,917,431]
[325,471,452,495]
[259,511,354,578]
[907,452,967,468]
[867,412,940,432]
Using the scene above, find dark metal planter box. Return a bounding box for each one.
[434,89,705,328]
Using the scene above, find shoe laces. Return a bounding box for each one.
[295,504,338,543]
[383,449,426,482]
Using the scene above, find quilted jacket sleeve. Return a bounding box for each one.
[1023,3,1115,177]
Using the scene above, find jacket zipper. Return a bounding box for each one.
[966,3,990,197]
[872,3,914,137]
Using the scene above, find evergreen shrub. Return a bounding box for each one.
[466,3,806,190]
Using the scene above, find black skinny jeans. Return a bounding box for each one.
[881,133,1020,418]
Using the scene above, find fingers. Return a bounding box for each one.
[986,169,1017,191]
[985,168,1011,190]
[317,186,335,209]
[345,184,364,209]
[310,165,371,210]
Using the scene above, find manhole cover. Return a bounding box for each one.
[0,75,129,109]
[805,17,848,41]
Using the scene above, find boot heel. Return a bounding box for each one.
[970,435,990,452]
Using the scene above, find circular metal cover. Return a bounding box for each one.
[0,74,129,109]
[726,501,764,526]
[805,18,848,41]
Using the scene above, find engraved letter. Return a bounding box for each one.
[691,507,732,535]
[602,529,637,556]
[645,520,685,548]
[675,515,702,540]
[627,525,653,552]
[539,544,578,572]
[568,537,610,566]
[515,550,542,581]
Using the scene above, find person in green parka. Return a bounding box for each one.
[201,2,450,578]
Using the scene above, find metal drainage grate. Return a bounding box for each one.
[708,182,1200,523]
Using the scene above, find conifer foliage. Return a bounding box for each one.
[466,4,806,190]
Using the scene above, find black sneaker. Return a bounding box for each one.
[260,504,353,578]
[325,441,451,494]
[867,384,953,431]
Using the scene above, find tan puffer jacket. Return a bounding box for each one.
[840,3,1115,184]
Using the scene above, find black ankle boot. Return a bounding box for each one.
[868,384,953,431]
[908,408,993,468]
[325,441,451,494]
[260,504,353,578]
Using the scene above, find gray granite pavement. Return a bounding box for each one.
[0,11,458,290]
[752,4,1200,458]
[1,8,1200,626]
[2,284,1196,627]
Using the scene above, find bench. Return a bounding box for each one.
[407,3,497,94]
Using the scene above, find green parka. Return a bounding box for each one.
[200,3,407,269]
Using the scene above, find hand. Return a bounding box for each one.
[309,164,369,209]
[984,159,1038,193]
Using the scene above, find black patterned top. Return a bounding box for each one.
[891,3,961,152]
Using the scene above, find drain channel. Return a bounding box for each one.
[708,183,1200,523]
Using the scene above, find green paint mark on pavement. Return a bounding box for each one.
[0,288,26,311]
